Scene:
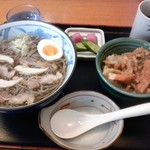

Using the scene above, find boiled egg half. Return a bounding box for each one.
[37,39,63,61]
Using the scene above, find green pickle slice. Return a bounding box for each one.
[75,42,88,51]
[82,39,100,54]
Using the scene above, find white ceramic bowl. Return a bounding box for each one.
[39,91,124,150]
[0,21,76,112]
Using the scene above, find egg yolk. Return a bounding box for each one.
[42,45,58,56]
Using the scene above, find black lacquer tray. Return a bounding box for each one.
[0,25,150,150]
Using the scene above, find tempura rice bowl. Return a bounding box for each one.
[96,37,150,102]
[0,21,76,112]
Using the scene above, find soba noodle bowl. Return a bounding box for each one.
[0,35,67,107]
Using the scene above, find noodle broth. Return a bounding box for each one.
[0,35,67,107]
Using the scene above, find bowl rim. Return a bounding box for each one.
[96,37,150,98]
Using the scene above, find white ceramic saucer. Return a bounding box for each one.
[38,91,124,150]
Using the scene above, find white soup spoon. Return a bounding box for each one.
[50,102,150,139]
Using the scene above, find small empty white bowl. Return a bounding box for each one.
[38,91,124,150]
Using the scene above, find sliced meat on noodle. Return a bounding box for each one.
[39,71,63,85]
[0,54,14,64]
[0,90,11,104]
[14,65,49,75]
[24,79,40,90]
[19,57,49,68]
[8,93,35,105]
[0,78,23,88]
[24,72,63,90]
[0,65,16,79]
